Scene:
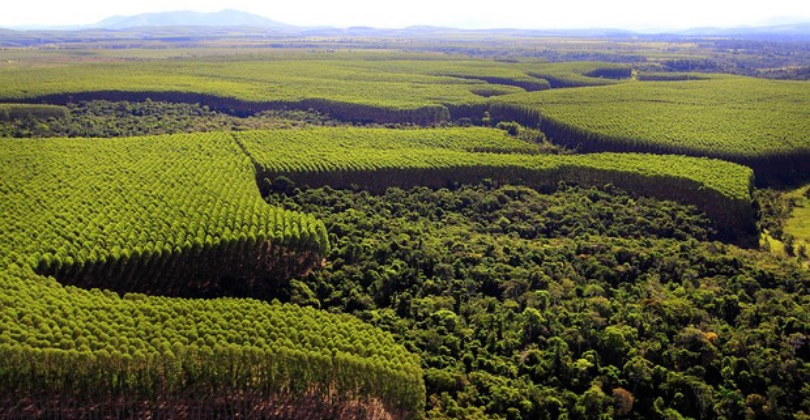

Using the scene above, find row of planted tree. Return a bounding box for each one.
[36,235,321,299]
[240,127,755,242]
[534,114,810,187]
[0,341,424,420]
[0,129,426,419]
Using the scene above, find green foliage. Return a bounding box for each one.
[0,268,424,417]
[521,62,632,88]
[1,49,807,420]
[0,103,68,121]
[755,188,793,240]
[496,77,810,184]
[273,184,810,420]
[0,100,341,138]
[636,72,711,81]
[2,54,804,184]
[240,126,539,158]
[0,55,633,125]
[0,130,425,417]
[239,127,754,236]
[0,132,328,272]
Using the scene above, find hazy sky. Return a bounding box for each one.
[2,0,809,30]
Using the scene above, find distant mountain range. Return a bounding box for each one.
[1,9,809,39]
[95,9,293,30]
[673,22,810,37]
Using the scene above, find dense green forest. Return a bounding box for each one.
[0,100,342,138]
[267,183,810,420]
[0,46,807,420]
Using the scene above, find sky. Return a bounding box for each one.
[1,0,809,30]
